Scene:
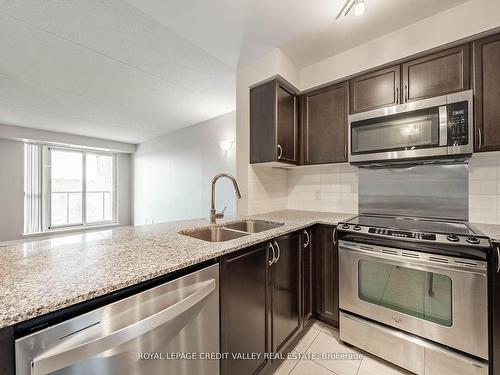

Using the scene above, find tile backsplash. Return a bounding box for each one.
[287,164,358,214]
[468,151,500,224]
[247,151,500,225]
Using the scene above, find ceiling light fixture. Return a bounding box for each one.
[336,0,366,19]
[354,0,365,16]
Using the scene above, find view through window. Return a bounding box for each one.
[49,149,116,228]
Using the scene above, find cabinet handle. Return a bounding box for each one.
[478,128,482,150]
[332,228,336,245]
[303,230,310,248]
[404,84,408,103]
[496,245,500,274]
[277,144,283,160]
[268,242,276,266]
[396,87,399,104]
[344,144,347,159]
[273,240,281,263]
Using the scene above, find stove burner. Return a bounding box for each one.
[447,234,460,242]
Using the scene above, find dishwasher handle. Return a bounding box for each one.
[31,279,216,375]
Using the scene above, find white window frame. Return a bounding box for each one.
[42,145,118,231]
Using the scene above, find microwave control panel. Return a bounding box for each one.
[447,101,468,146]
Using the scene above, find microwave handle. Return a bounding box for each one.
[438,106,448,147]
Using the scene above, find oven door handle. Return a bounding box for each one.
[496,244,500,273]
[339,241,486,275]
[30,279,216,375]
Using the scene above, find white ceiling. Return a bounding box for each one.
[0,0,469,144]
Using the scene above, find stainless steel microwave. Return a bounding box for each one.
[348,90,473,164]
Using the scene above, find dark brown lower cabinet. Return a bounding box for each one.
[302,229,314,323]
[220,243,271,375]
[0,326,14,375]
[314,225,339,327]
[220,232,302,375]
[272,232,302,353]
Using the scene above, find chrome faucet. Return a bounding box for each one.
[210,173,242,224]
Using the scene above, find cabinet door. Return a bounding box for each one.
[350,65,400,114]
[277,83,297,163]
[272,232,301,353]
[473,34,500,152]
[302,229,313,322]
[300,82,349,165]
[402,45,470,102]
[220,244,271,375]
[0,326,14,375]
[315,226,339,327]
[250,80,277,163]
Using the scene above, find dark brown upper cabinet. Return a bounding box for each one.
[349,65,401,113]
[250,79,297,165]
[299,81,349,165]
[473,33,500,152]
[402,44,470,103]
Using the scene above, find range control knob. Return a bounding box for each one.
[466,236,480,245]
[353,225,362,231]
[446,234,460,242]
[341,224,350,230]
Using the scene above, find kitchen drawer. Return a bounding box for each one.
[340,312,488,375]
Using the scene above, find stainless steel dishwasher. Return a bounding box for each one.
[15,263,219,375]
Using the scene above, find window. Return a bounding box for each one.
[24,145,117,234]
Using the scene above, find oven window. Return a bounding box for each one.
[351,108,440,154]
[358,260,452,327]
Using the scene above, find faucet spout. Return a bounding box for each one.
[210,173,242,224]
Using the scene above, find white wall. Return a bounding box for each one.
[133,111,236,225]
[117,153,132,227]
[0,138,24,241]
[0,138,132,242]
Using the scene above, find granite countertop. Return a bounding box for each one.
[0,210,354,329]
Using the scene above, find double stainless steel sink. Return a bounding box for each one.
[180,220,283,242]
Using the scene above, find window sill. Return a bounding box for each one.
[0,223,121,246]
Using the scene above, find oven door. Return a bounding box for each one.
[339,240,488,360]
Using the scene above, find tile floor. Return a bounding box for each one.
[274,320,412,375]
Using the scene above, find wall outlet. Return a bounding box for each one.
[313,189,321,200]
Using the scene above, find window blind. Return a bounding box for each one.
[24,144,42,234]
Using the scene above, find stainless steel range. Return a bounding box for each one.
[337,214,490,375]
